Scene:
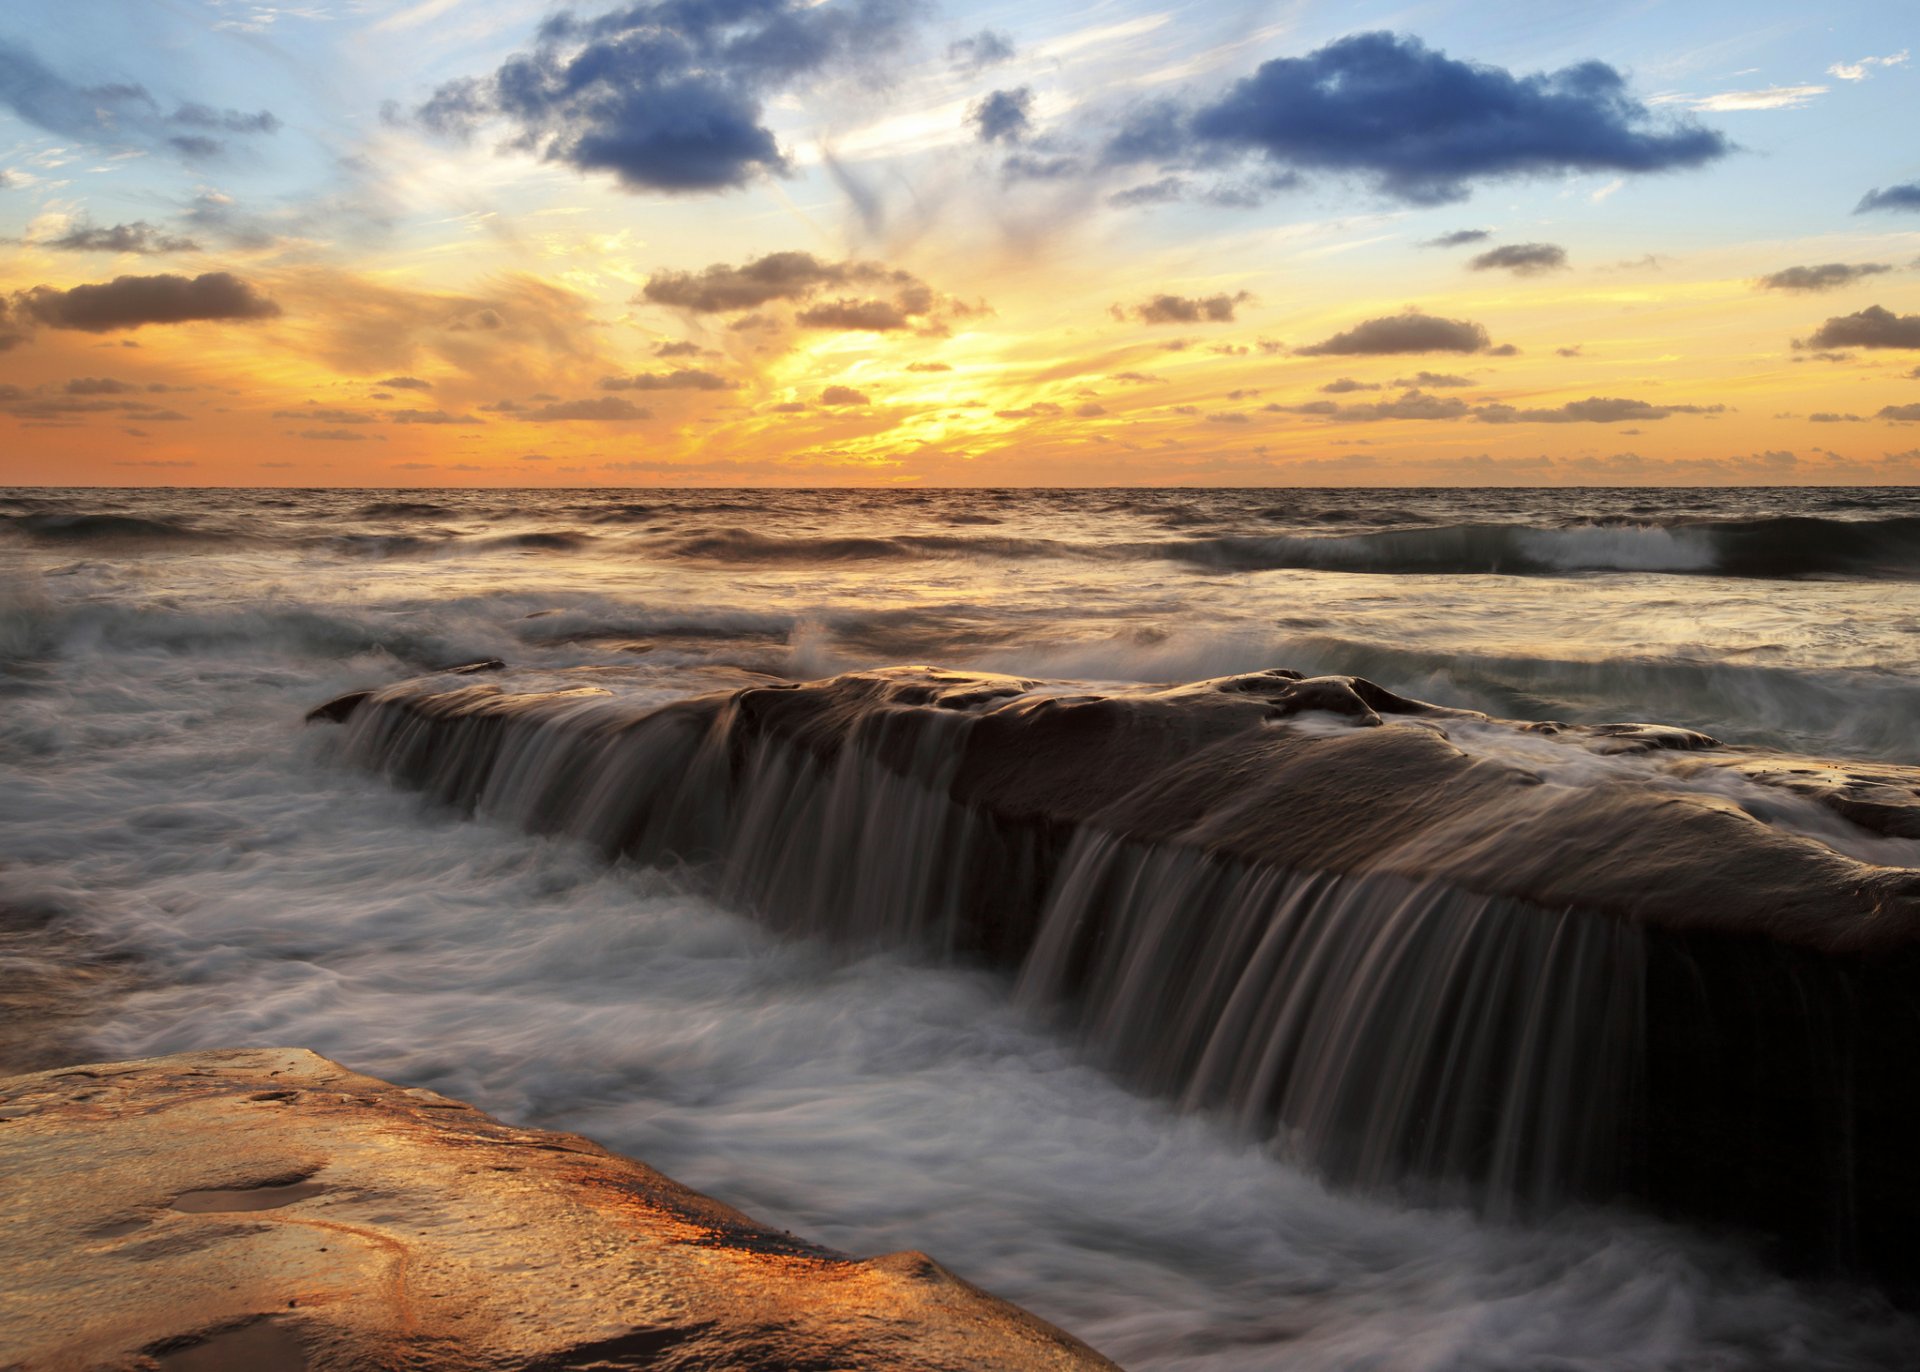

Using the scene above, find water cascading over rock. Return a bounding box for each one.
[314,664,1920,1287]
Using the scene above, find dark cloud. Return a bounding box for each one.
[1467,242,1568,275]
[1855,183,1920,215]
[768,401,807,412]
[1271,389,1473,422]
[416,0,917,194]
[296,428,378,441]
[948,29,1015,73]
[1758,263,1894,292]
[14,272,280,333]
[1391,371,1472,387]
[1297,311,1495,355]
[46,222,200,254]
[1108,371,1164,383]
[654,339,704,356]
[273,407,380,424]
[388,409,483,425]
[598,367,734,389]
[64,376,139,395]
[1001,151,1083,182]
[378,375,435,391]
[1108,177,1187,208]
[1477,396,1725,423]
[1132,291,1251,324]
[1273,389,1721,424]
[1809,412,1864,422]
[820,384,870,406]
[905,361,951,372]
[0,40,277,162]
[642,251,909,311]
[1882,403,1920,421]
[1320,378,1379,393]
[795,298,917,330]
[1798,306,1920,351]
[1119,32,1728,205]
[524,396,651,421]
[970,87,1033,144]
[1422,229,1492,248]
[1206,411,1251,423]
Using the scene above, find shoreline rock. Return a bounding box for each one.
[0,1048,1117,1371]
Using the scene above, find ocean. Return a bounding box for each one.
[4,484,1919,1370]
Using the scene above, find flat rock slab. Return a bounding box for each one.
[0,1048,1115,1372]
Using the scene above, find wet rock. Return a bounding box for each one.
[0,1048,1115,1372]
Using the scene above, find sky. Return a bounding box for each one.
[0,0,1917,486]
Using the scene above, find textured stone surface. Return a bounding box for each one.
[0,1048,1116,1371]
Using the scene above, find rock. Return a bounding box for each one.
[0,1048,1115,1372]
[310,665,1920,1286]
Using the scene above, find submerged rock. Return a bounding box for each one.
[0,1048,1115,1371]
[313,665,1920,1289]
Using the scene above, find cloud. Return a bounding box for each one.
[13,272,280,333]
[1120,32,1728,205]
[1881,404,1920,422]
[1108,177,1187,208]
[1809,412,1864,422]
[1757,262,1894,292]
[378,375,435,391]
[1828,51,1908,82]
[1320,378,1379,393]
[905,361,951,372]
[599,367,734,390]
[654,340,703,356]
[295,428,378,441]
[949,29,1015,74]
[63,377,140,395]
[996,402,1062,418]
[524,396,651,422]
[819,384,870,406]
[1798,305,1920,350]
[273,406,380,424]
[1476,396,1725,423]
[1271,388,1473,422]
[0,39,278,162]
[44,222,200,254]
[1856,183,1920,214]
[642,250,969,334]
[1467,242,1568,275]
[415,0,918,194]
[1421,229,1492,248]
[970,87,1033,144]
[1297,310,1495,355]
[1658,85,1825,112]
[795,298,919,331]
[1273,390,1722,425]
[644,251,906,310]
[1132,292,1251,324]
[388,409,483,424]
[1392,371,1472,387]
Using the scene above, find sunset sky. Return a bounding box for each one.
[2,0,1917,485]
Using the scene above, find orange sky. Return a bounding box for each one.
[2,1,1917,485]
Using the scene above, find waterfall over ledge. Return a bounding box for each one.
[314,664,1920,1289]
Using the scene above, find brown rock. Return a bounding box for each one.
[0,1048,1115,1372]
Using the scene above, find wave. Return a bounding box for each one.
[2,512,238,545]
[644,517,1920,579]
[660,527,1070,564]
[357,500,453,519]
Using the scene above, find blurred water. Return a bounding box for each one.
[3,485,1918,1368]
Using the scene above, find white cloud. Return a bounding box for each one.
[1829,50,1909,81]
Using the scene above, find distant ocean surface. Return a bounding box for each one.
[5,485,1919,1370]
